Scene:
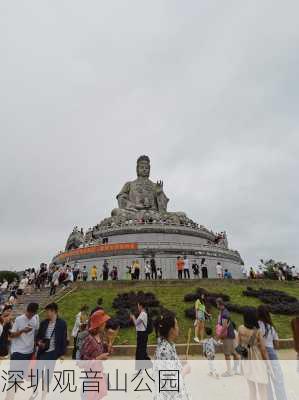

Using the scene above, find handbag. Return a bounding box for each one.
[216,312,228,339]
[38,324,56,354]
[235,329,257,359]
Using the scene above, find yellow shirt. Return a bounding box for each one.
[91,266,97,278]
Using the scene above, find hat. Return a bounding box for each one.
[89,310,110,331]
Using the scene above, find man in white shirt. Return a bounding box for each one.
[10,302,39,360]
[130,301,151,368]
[216,262,223,279]
[183,256,190,279]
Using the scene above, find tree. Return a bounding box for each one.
[0,270,19,284]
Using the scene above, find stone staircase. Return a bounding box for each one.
[12,285,76,317]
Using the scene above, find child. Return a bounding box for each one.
[203,327,219,378]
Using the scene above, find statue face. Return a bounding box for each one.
[137,160,150,178]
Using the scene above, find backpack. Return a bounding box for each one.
[142,310,153,335]
[146,315,153,335]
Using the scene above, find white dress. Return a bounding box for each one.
[239,326,268,384]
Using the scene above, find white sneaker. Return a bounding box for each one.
[194,337,200,343]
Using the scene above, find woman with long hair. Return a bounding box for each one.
[257,305,287,400]
[237,307,269,400]
[71,304,89,359]
[194,294,209,343]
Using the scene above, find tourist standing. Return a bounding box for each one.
[80,310,111,360]
[183,256,190,279]
[110,266,118,280]
[134,260,140,280]
[237,307,269,400]
[35,303,68,400]
[257,305,288,400]
[194,294,208,343]
[0,306,13,358]
[150,257,157,280]
[201,259,208,278]
[49,267,59,296]
[216,262,223,279]
[36,303,68,360]
[71,304,89,359]
[192,260,200,278]
[291,314,299,372]
[75,321,88,360]
[131,263,136,280]
[82,266,88,282]
[10,303,39,360]
[176,256,184,279]
[102,260,109,281]
[79,311,111,400]
[216,298,239,377]
[91,265,98,281]
[154,312,190,399]
[145,261,151,280]
[203,327,219,378]
[130,301,151,367]
[73,263,80,281]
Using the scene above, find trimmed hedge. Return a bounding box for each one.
[243,287,299,315]
[111,291,161,328]
[184,286,299,319]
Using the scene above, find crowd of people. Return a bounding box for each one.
[0,292,299,400]
[0,259,238,313]
[0,259,298,400]
[249,264,299,280]
[175,258,233,280]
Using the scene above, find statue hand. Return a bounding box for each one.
[156,180,163,193]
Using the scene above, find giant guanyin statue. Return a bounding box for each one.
[81,155,199,241]
[112,155,170,218]
[109,155,194,227]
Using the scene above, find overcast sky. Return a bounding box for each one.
[0,1,298,270]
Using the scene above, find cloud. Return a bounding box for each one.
[0,0,298,269]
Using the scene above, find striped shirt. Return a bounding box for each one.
[45,319,56,352]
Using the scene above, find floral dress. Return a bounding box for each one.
[153,337,190,400]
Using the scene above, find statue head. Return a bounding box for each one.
[136,155,150,178]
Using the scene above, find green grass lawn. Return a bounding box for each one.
[56,280,299,345]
